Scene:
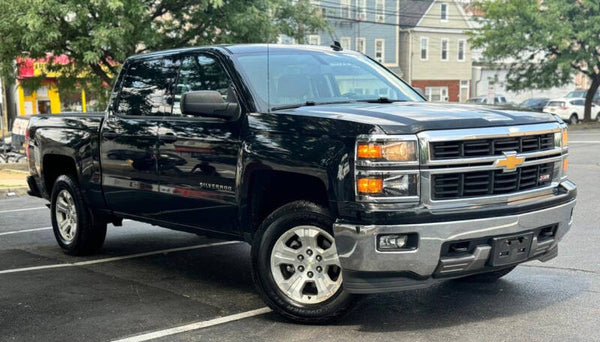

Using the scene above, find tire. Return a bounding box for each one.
[596,112,600,122]
[454,266,516,283]
[50,174,107,256]
[251,201,357,323]
[569,114,579,125]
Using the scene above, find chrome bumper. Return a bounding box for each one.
[333,181,576,294]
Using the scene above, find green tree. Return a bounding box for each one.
[471,0,600,122]
[0,0,327,108]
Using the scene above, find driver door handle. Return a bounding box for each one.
[103,131,118,140]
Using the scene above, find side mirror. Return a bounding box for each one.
[180,90,240,120]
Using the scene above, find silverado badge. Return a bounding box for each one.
[495,151,524,173]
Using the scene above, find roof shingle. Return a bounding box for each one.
[399,0,434,28]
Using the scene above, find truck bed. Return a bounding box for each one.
[27,112,106,208]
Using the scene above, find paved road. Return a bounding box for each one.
[0,130,599,342]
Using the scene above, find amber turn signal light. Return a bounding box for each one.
[357,178,383,194]
[357,144,383,159]
[563,158,568,171]
[562,129,568,146]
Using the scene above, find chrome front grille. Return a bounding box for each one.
[432,163,554,200]
[417,123,567,206]
[430,133,555,159]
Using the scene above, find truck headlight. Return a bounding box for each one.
[554,128,568,148]
[356,172,419,199]
[357,141,417,162]
[355,135,420,202]
[554,125,568,179]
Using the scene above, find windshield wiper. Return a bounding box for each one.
[271,100,353,111]
[356,97,407,104]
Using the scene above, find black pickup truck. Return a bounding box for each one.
[26,44,576,322]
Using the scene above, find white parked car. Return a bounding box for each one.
[543,98,600,124]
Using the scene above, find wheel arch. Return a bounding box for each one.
[243,168,332,238]
[42,153,79,196]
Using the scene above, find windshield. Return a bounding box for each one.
[233,47,423,112]
[567,90,585,98]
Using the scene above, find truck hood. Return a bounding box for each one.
[284,102,557,134]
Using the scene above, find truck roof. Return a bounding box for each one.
[126,44,350,61]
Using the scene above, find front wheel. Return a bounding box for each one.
[51,174,107,255]
[251,201,357,323]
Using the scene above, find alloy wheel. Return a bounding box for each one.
[270,225,342,304]
[55,189,78,242]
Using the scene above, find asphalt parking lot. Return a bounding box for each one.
[1,130,599,342]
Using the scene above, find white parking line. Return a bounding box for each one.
[0,206,47,214]
[0,226,52,236]
[0,241,241,275]
[112,307,272,342]
[569,140,600,143]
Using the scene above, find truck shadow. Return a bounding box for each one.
[336,268,587,332]
[61,233,587,329]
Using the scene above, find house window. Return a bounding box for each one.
[340,0,351,19]
[308,35,321,45]
[458,39,466,61]
[441,38,449,61]
[310,0,325,16]
[356,0,367,20]
[375,39,385,63]
[441,3,448,21]
[420,37,428,61]
[425,87,449,102]
[375,0,385,23]
[356,38,366,53]
[340,37,351,50]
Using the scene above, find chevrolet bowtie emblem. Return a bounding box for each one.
[495,152,524,172]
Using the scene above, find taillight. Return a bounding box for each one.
[560,102,567,110]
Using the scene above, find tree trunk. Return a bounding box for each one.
[584,76,600,122]
[89,63,112,86]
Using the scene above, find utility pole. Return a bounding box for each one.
[1,77,7,157]
[1,77,6,140]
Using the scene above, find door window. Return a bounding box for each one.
[571,99,584,106]
[172,55,236,117]
[116,57,179,116]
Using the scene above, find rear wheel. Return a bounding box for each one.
[569,114,579,125]
[455,266,516,283]
[51,174,107,255]
[251,201,357,323]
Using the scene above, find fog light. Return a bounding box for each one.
[378,234,408,250]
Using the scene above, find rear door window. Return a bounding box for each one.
[571,99,584,106]
[116,57,179,116]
